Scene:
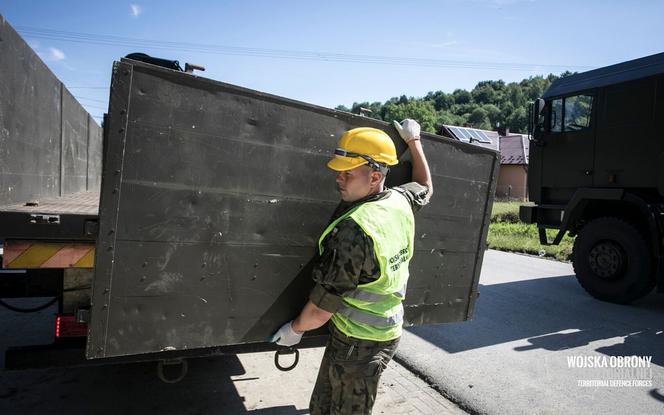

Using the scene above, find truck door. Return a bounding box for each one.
[540,93,595,201]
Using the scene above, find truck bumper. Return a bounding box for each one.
[519,205,537,224]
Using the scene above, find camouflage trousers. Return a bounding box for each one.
[309,324,400,415]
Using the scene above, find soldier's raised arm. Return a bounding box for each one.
[393,119,433,195]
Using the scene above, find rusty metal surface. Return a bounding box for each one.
[87,59,499,359]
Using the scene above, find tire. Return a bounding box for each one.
[572,217,656,304]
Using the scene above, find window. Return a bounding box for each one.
[549,94,593,133]
[551,99,563,132]
[564,94,593,131]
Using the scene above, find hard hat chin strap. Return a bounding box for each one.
[334,148,390,175]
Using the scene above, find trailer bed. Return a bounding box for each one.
[0,191,99,241]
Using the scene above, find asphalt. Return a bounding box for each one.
[1,249,662,414]
[396,249,664,415]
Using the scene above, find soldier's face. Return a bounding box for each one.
[335,166,380,202]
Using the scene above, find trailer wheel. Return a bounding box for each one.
[572,217,655,304]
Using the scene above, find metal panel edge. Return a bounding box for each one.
[86,61,133,359]
[464,149,500,319]
[121,58,497,159]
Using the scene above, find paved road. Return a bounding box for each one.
[2,250,661,414]
[397,250,664,415]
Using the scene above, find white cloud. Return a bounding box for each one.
[49,47,66,61]
[130,4,142,18]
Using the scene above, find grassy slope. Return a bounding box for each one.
[487,201,574,262]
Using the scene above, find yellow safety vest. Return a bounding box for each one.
[318,190,415,341]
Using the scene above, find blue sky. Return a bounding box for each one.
[2,0,663,123]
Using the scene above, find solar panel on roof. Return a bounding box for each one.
[470,129,492,144]
[456,128,472,140]
[445,125,495,145]
[467,129,482,140]
[448,127,464,140]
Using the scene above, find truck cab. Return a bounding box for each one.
[521,52,664,303]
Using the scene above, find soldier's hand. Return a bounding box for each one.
[393,119,421,143]
[269,321,303,346]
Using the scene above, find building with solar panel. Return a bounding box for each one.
[439,125,529,200]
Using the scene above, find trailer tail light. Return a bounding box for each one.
[55,315,88,338]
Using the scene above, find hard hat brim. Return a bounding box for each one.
[327,156,367,171]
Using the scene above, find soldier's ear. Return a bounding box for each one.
[370,170,383,185]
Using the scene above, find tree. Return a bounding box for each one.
[452,89,472,105]
[425,90,454,111]
[334,72,564,135]
[435,111,465,129]
[468,107,491,130]
[382,101,437,133]
[482,104,502,129]
[507,107,528,133]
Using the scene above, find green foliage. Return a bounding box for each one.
[336,72,567,134]
[452,89,472,105]
[468,107,490,130]
[382,100,438,133]
[490,201,522,223]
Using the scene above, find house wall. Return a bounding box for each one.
[496,164,528,200]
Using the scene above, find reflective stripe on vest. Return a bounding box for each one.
[344,284,407,302]
[336,303,404,327]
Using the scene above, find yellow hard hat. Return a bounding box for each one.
[327,127,399,172]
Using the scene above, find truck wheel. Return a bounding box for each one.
[572,217,655,304]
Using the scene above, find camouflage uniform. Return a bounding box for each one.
[308,182,430,415]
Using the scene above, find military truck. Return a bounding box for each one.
[520,52,664,304]
[0,15,499,377]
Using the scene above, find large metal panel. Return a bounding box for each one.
[87,59,498,359]
[0,15,60,204]
[61,89,89,195]
[0,15,102,206]
[87,114,103,192]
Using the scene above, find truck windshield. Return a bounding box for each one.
[564,94,593,131]
[549,94,593,133]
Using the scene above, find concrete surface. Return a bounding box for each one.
[397,250,664,415]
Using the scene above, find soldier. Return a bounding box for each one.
[270,119,432,415]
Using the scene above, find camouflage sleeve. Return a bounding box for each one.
[392,182,431,213]
[309,218,376,313]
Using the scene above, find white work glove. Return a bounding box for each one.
[269,321,303,347]
[393,119,421,143]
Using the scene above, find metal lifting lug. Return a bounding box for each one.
[157,358,189,383]
[274,347,300,372]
